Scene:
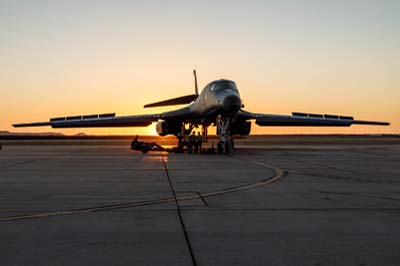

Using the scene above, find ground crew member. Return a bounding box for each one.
[131,135,139,150]
[193,132,199,154]
[177,132,183,150]
[184,133,190,153]
[189,132,196,153]
[197,132,203,153]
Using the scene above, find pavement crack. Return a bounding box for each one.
[161,155,197,266]
[0,158,42,169]
[319,190,400,202]
[197,192,208,206]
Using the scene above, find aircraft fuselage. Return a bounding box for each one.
[162,79,242,122]
[192,79,242,115]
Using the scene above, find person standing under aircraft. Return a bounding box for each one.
[193,132,198,153]
[189,132,196,153]
[184,130,190,150]
[197,132,203,153]
[177,132,183,150]
[193,132,199,153]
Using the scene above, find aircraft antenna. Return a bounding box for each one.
[193,69,199,97]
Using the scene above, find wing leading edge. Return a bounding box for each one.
[13,113,161,128]
[239,111,389,127]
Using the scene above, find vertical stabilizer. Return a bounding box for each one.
[193,69,199,97]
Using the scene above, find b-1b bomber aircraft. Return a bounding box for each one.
[14,70,389,154]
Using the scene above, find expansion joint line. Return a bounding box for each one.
[161,155,197,266]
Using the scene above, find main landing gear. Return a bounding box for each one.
[131,117,236,154]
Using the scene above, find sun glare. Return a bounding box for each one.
[146,123,159,136]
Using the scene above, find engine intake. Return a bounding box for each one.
[156,121,181,136]
[217,121,251,136]
[230,121,251,135]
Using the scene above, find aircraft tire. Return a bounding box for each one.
[217,142,223,154]
[224,142,230,154]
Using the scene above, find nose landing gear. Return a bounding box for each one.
[217,137,234,154]
[216,115,234,154]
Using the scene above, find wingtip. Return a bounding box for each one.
[373,121,390,126]
[352,120,391,126]
[12,121,51,127]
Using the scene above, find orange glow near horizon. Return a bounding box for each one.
[3,75,398,135]
[2,72,399,136]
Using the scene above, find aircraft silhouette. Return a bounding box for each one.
[14,70,389,154]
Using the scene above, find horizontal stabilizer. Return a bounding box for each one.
[144,94,197,108]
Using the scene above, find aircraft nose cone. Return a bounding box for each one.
[222,94,242,113]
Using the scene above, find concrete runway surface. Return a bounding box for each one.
[0,142,399,266]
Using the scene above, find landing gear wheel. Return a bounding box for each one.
[224,142,230,154]
[217,142,223,154]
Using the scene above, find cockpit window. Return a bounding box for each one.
[217,81,238,91]
[228,81,238,90]
[208,81,238,92]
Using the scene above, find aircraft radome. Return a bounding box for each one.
[14,70,390,154]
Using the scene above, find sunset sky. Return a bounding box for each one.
[1,0,399,135]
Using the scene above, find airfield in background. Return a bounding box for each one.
[1,133,399,145]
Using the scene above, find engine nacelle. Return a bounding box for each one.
[229,121,251,136]
[156,121,181,136]
[217,120,251,136]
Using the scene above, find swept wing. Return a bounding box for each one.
[13,113,161,128]
[239,110,389,127]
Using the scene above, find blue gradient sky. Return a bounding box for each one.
[1,0,399,135]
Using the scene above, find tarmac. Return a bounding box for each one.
[0,141,400,266]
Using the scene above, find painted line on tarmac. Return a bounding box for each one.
[0,160,287,222]
[192,161,286,199]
